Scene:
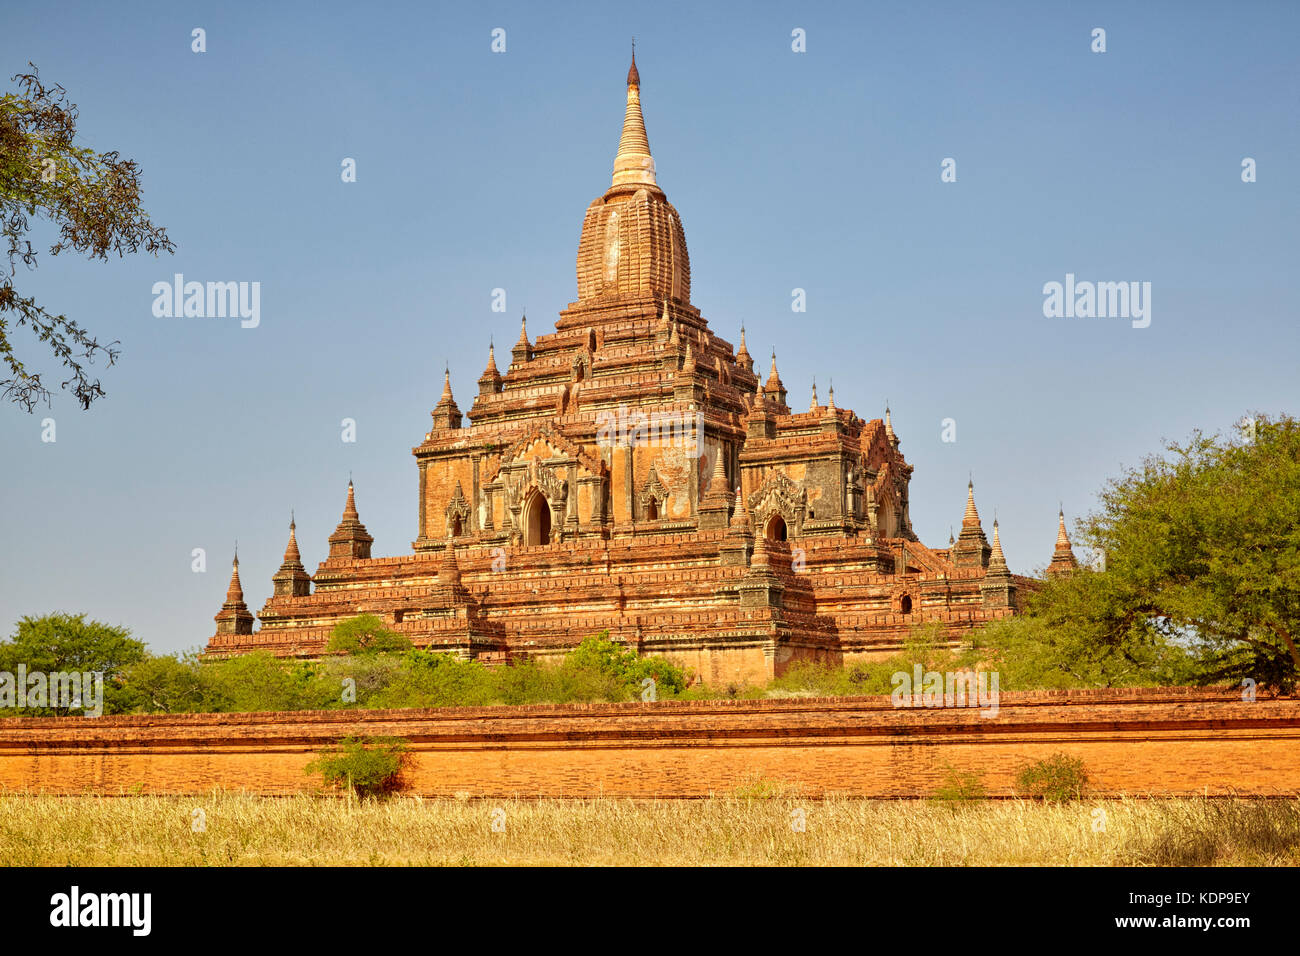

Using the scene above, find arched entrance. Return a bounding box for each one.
[523,491,551,546]
[766,513,787,542]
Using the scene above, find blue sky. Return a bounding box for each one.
[3,0,1297,653]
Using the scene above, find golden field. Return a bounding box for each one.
[1,790,1298,866]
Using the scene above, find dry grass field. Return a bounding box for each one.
[1,789,1298,866]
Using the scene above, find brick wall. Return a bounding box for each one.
[1,688,1296,798]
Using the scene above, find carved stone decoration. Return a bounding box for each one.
[445,481,472,538]
[639,462,669,519]
[748,470,807,536]
[571,350,591,382]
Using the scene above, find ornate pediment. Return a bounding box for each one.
[639,462,669,507]
[488,426,605,481]
[748,469,807,531]
[445,480,471,536]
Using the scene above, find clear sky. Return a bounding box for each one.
[3,0,1297,654]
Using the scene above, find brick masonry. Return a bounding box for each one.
[2,688,1296,798]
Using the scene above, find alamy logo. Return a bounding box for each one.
[595,404,703,458]
[1042,273,1151,328]
[0,665,103,717]
[49,886,151,936]
[891,666,999,717]
[152,273,260,328]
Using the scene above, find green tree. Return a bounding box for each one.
[558,631,688,700]
[0,65,173,411]
[197,651,312,712]
[1014,753,1089,803]
[305,736,409,799]
[0,612,145,714]
[121,652,206,713]
[977,413,1299,691]
[324,614,413,656]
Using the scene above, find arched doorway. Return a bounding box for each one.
[450,515,462,537]
[645,498,659,521]
[523,491,551,546]
[766,513,787,542]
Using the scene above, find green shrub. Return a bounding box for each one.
[1014,753,1089,802]
[304,736,409,798]
[931,766,988,804]
[325,615,413,655]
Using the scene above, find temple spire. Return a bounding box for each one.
[612,48,656,189]
[273,515,312,598]
[809,378,819,412]
[962,480,980,528]
[827,380,836,411]
[226,553,244,603]
[329,479,374,559]
[432,366,463,429]
[478,339,503,395]
[1047,507,1080,576]
[283,515,302,565]
[214,550,254,636]
[989,519,1009,573]
[512,314,533,365]
[951,480,992,569]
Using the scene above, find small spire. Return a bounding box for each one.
[988,518,1009,572]
[439,541,461,588]
[1048,507,1080,576]
[627,42,640,87]
[827,379,836,411]
[439,366,453,403]
[516,314,529,345]
[660,298,671,329]
[708,450,728,496]
[765,350,784,394]
[484,340,498,374]
[735,324,752,370]
[283,514,302,565]
[884,405,897,445]
[225,551,244,602]
[962,480,981,528]
[949,526,955,547]
[728,486,752,532]
[809,378,819,412]
[329,478,374,560]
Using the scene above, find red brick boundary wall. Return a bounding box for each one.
[1,688,1297,798]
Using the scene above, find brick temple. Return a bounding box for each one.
[206,55,1077,682]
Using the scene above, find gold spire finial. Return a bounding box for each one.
[612,47,656,189]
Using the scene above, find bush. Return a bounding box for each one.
[304,736,409,798]
[1014,753,1089,802]
[324,615,413,656]
[931,766,988,804]
[556,632,688,701]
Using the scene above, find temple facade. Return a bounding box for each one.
[207,56,1075,683]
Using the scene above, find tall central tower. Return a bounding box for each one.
[571,52,692,311]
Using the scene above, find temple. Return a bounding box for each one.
[206,54,1072,682]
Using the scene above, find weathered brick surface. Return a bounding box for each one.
[2,689,1296,798]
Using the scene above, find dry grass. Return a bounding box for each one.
[1,791,1297,866]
